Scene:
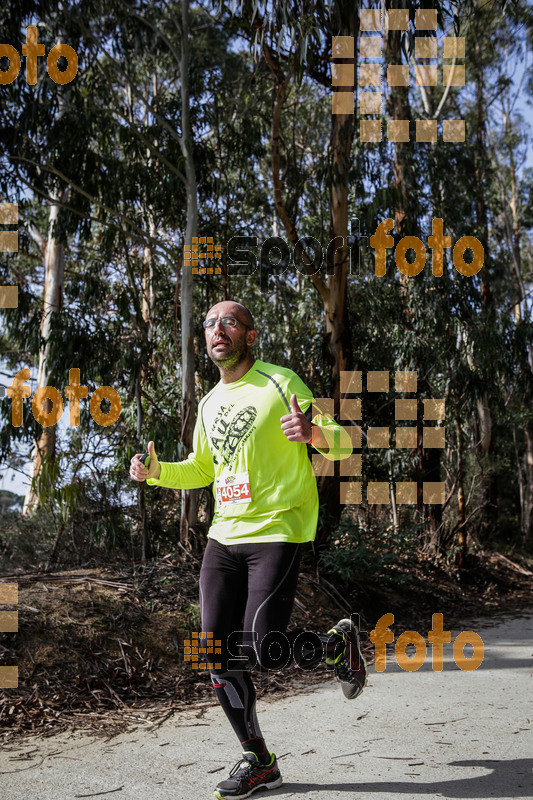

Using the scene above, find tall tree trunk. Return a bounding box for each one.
[386,14,443,549]
[456,406,467,567]
[135,376,150,561]
[523,431,533,548]
[23,191,67,515]
[262,10,356,536]
[385,25,415,238]
[473,16,497,542]
[326,108,352,383]
[136,74,158,562]
[505,145,533,547]
[179,0,198,549]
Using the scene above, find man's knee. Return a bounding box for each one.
[244,630,293,673]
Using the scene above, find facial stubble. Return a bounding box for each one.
[207,330,250,371]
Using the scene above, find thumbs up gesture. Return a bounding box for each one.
[280,394,313,443]
[130,440,161,481]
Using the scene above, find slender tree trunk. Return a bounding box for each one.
[317,5,360,526]
[472,17,497,542]
[136,376,151,561]
[22,37,73,516]
[386,28,413,238]
[389,459,399,535]
[326,101,353,383]
[23,191,67,515]
[386,17,444,549]
[179,0,198,549]
[509,160,522,325]
[135,76,159,562]
[506,150,533,547]
[524,431,533,548]
[456,407,467,567]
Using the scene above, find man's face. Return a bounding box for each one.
[204,303,254,369]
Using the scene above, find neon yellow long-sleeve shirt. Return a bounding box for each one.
[147,359,351,544]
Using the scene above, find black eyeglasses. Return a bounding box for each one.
[203,316,249,330]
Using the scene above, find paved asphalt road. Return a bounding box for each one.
[1,614,532,799]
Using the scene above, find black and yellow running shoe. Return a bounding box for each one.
[326,618,367,699]
[213,752,282,799]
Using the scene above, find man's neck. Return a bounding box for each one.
[218,356,256,384]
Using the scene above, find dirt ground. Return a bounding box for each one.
[1,549,532,741]
[1,613,532,800]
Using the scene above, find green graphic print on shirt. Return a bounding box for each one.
[209,403,257,470]
[147,359,351,544]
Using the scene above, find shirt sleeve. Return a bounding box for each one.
[146,409,215,490]
[309,402,353,461]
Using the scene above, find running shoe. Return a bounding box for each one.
[213,751,282,799]
[326,618,367,699]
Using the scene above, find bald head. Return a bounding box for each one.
[205,300,255,331]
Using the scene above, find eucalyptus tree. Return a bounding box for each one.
[482,0,533,546]
[0,3,98,515]
[1,0,277,555]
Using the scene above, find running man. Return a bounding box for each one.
[129,300,366,799]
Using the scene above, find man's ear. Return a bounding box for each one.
[247,329,258,345]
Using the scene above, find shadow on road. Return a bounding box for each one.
[272,758,533,797]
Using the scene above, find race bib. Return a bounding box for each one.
[215,471,252,506]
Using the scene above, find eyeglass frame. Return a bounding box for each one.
[202,315,251,332]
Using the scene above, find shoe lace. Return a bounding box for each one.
[228,754,258,779]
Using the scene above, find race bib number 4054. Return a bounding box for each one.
[215,471,252,505]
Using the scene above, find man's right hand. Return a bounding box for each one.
[130,440,161,482]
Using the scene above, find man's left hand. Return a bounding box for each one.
[280,394,313,443]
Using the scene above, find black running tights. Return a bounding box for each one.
[199,538,342,756]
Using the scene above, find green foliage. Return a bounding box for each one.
[34,455,82,525]
[319,515,420,585]
[184,601,202,630]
